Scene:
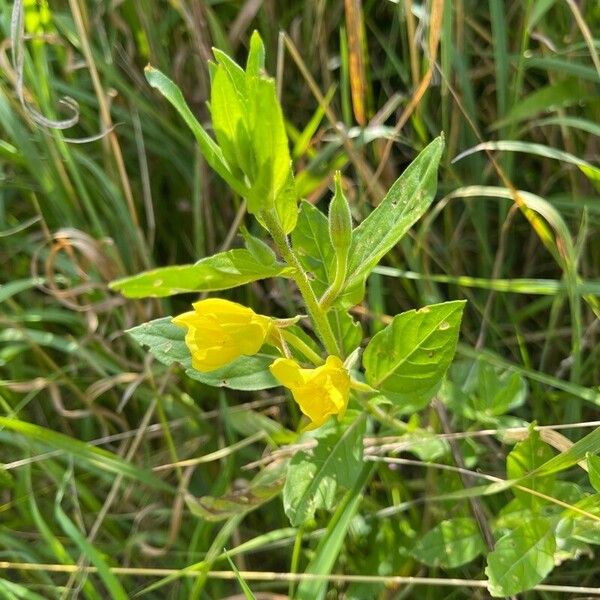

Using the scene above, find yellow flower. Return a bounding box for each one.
[269,356,350,429]
[172,299,274,372]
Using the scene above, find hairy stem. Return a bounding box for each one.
[262,211,341,357]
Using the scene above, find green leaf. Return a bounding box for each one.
[283,415,365,526]
[144,66,248,197]
[186,462,285,522]
[0,277,44,303]
[339,136,444,304]
[295,463,374,600]
[110,248,293,298]
[588,454,600,493]
[491,80,592,130]
[210,63,253,178]
[55,473,129,600]
[411,518,486,568]
[224,552,257,600]
[0,417,173,493]
[127,317,279,390]
[507,428,556,511]
[473,363,527,417]
[363,300,466,412]
[291,201,335,296]
[485,517,556,597]
[245,30,265,79]
[531,426,600,477]
[328,309,362,356]
[247,77,297,232]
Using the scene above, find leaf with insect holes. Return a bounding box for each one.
[127,317,279,390]
[363,300,465,412]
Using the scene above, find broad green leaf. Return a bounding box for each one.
[411,518,485,568]
[339,136,444,304]
[186,462,285,522]
[283,415,365,526]
[507,428,555,511]
[144,66,248,197]
[363,300,466,412]
[295,463,374,600]
[110,248,293,298]
[485,517,556,597]
[588,454,600,493]
[443,360,527,422]
[127,317,279,390]
[472,363,527,417]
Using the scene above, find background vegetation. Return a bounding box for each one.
[1,0,599,597]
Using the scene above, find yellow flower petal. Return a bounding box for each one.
[270,356,350,429]
[173,299,273,372]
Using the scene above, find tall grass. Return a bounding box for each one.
[1,1,599,597]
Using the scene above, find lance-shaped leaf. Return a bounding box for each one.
[110,247,293,298]
[363,300,465,412]
[144,66,248,197]
[336,136,444,305]
[128,317,279,390]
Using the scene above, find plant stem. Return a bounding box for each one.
[262,211,341,357]
[280,330,324,365]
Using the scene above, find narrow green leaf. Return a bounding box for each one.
[507,428,556,510]
[144,66,248,196]
[532,426,600,477]
[283,416,365,526]
[411,518,485,568]
[0,417,173,493]
[127,317,279,390]
[0,278,44,303]
[110,248,293,298]
[492,80,592,130]
[485,518,556,597]
[55,479,129,600]
[295,463,374,600]
[224,552,257,600]
[364,300,466,412]
[587,454,600,493]
[340,136,444,304]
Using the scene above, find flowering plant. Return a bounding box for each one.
[111,33,465,526]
